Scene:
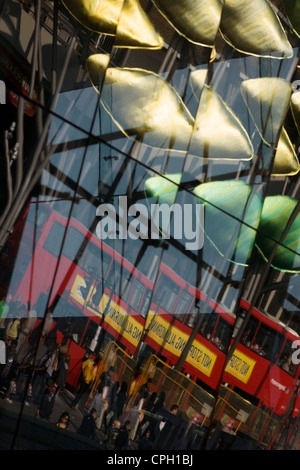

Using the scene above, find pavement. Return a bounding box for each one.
[0,388,110,449]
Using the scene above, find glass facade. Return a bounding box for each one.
[0,0,300,451]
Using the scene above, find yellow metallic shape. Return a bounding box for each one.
[151,0,222,47]
[272,128,300,176]
[189,69,254,161]
[88,55,253,160]
[220,0,293,59]
[87,54,195,152]
[61,0,163,49]
[241,77,292,145]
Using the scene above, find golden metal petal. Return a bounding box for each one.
[189,70,254,160]
[151,0,222,47]
[240,77,292,145]
[61,0,124,35]
[272,128,300,176]
[220,0,293,58]
[61,0,163,49]
[87,54,194,151]
[115,0,164,48]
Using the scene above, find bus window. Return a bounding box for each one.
[107,267,133,303]
[173,290,193,322]
[43,221,65,257]
[26,204,49,229]
[62,226,86,263]
[211,317,233,352]
[239,316,259,348]
[80,243,111,281]
[278,339,298,377]
[140,288,152,318]
[251,323,284,362]
[129,279,144,313]
[199,312,217,340]
[152,274,180,314]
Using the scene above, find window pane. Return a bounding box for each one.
[43,222,65,257]
[62,226,86,263]
[129,279,144,312]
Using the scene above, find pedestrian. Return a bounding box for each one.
[87,383,104,416]
[115,420,130,450]
[56,411,70,430]
[77,408,97,440]
[99,365,114,399]
[33,344,59,404]
[55,352,70,394]
[138,428,152,450]
[72,355,99,409]
[15,346,35,405]
[105,419,121,449]
[152,404,180,450]
[36,380,58,421]
[0,342,18,400]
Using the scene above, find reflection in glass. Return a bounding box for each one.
[193,180,262,266]
[151,0,222,47]
[256,195,300,272]
[61,0,163,49]
[220,0,293,59]
[240,77,292,145]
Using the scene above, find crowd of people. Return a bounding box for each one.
[0,294,224,450]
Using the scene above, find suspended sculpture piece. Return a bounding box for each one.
[240,77,292,145]
[193,180,262,266]
[272,128,300,176]
[61,0,164,49]
[144,173,181,205]
[282,0,300,37]
[256,195,300,272]
[189,69,254,160]
[87,54,195,151]
[151,0,222,47]
[220,0,293,58]
[87,55,254,160]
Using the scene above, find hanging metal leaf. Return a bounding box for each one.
[240,77,292,145]
[193,180,262,266]
[87,55,254,160]
[61,0,163,49]
[256,195,300,272]
[272,128,300,176]
[189,70,254,160]
[282,0,300,37]
[151,0,222,47]
[144,173,181,205]
[87,54,195,151]
[220,0,293,58]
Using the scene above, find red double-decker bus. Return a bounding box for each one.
[222,298,300,416]
[2,201,299,419]
[1,201,236,393]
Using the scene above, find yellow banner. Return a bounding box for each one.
[146,313,217,377]
[103,298,143,348]
[224,349,256,383]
